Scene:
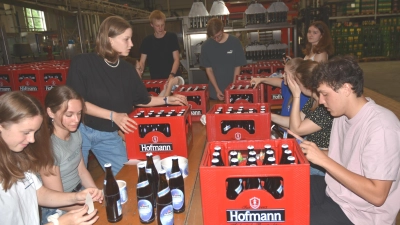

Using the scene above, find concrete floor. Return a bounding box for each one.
[88,60,400,224]
[360,61,400,103]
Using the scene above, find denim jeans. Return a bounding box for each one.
[79,124,127,175]
[41,208,64,225]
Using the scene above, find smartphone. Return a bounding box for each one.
[282,53,289,62]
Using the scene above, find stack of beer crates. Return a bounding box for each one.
[201,60,310,224]
[0,60,69,104]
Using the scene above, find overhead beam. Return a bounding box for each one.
[0,0,150,19]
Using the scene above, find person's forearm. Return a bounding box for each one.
[289,97,302,132]
[37,186,77,208]
[233,66,241,82]
[271,114,289,128]
[171,59,180,75]
[261,78,283,87]
[205,68,221,93]
[320,156,392,206]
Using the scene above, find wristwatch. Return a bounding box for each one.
[170,72,176,77]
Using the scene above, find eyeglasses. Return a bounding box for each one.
[212,31,223,40]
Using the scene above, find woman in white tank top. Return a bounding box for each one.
[303,21,334,63]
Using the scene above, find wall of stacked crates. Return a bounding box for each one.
[326,0,400,60]
[331,18,400,59]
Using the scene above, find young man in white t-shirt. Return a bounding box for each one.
[300,56,400,225]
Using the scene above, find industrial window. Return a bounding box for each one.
[24,8,47,31]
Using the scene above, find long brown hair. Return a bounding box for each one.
[296,60,319,110]
[95,16,132,63]
[302,21,334,56]
[0,92,53,191]
[45,85,86,134]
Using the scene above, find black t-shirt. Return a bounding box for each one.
[140,32,180,79]
[66,53,151,132]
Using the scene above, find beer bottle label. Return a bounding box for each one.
[223,124,231,132]
[137,180,150,188]
[146,168,152,174]
[158,187,171,198]
[234,183,243,194]
[169,171,182,179]
[159,204,174,225]
[138,199,153,222]
[277,184,283,194]
[117,199,122,216]
[171,188,185,210]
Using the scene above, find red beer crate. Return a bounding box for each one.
[125,106,193,160]
[240,64,254,75]
[206,103,271,141]
[39,67,68,95]
[254,62,273,75]
[12,68,44,104]
[263,85,283,106]
[200,139,310,224]
[271,61,285,73]
[173,84,209,122]
[0,66,15,95]
[225,82,260,104]
[143,79,167,96]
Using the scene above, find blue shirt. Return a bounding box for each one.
[280,80,309,116]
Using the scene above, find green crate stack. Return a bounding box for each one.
[393,0,399,12]
[378,0,392,13]
[381,18,400,58]
[360,0,375,14]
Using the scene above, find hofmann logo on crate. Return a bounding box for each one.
[226,209,285,222]
[139,143,173,152]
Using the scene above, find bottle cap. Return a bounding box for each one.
[138,164,146,168]
[146,152,153,157]
[214,146,221,151]
[104,163,112,167]
[159,169,166,174]
[247,145,254,150]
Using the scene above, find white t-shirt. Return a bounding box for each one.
[0,172,42,225]
[326,98,400,225]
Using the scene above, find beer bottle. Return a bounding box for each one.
[212,152,225,166]
[287,156,296,164]
[211,158,221,166]
[163,124,171,137]
[280,149,292,165]
[245,158,262,189]
[137,165,155,223]
[248,150,257,162]
[229,150,238,161]
[156,170,174,225]
[265,156,284,199]
[146,153,159,207]
[169,157,185,213]
[247,145,255,156]
[103,163,123,223]
[226,158,243,200]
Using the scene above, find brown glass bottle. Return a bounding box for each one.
[103,163,122,223]
[145,153,159,207]
[157,170,174,224]
[169,157,185,213]
[137,165,155,223]
[262,157,283,199]
[226,158,243,200]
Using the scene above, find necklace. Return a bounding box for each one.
[104,58,119,68]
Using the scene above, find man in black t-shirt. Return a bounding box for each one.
[139,10,182,96]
